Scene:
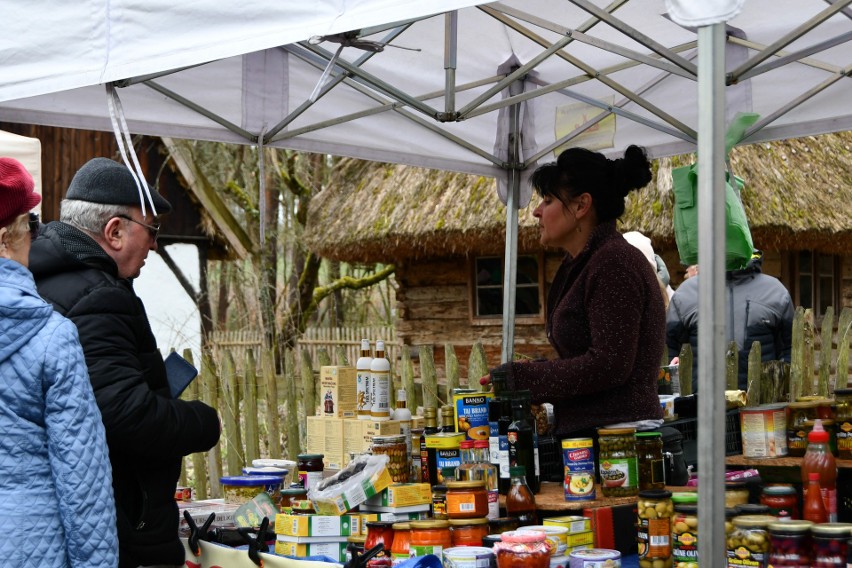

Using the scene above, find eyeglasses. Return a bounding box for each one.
[28,212,40,240]
[116,214,160,241]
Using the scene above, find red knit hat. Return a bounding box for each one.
[0,157,41,228]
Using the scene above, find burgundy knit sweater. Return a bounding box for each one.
[504,221,665,435]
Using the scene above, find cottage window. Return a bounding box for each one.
[472,255,542,320]
[793,251,839,316]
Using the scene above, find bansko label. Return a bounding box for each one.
[453,393,492,441]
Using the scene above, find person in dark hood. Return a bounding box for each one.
[29,158,221,568]
[666,250,794,392]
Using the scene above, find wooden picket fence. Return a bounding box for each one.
[182,307,851,499]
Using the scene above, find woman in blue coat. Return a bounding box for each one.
[0,157,118,567]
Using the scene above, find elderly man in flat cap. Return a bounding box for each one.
[29,158,221,568]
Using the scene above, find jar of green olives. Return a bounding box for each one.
[597,427,638,497]
[726,514,776,567]
[672,502,698,568]
[637,489,673,567]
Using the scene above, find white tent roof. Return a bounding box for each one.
[0,129,42,206]
[1,1,849,176]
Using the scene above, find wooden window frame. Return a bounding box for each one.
[468,253,546,326]
[786,250,841,318]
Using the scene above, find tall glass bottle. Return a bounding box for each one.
[457,440,475,482]
[471,440,500,520]
[508,398,539,493]
[356,339,373,419]
[519,391,541,491]
[420,407,439,483]
[506,466,538,526]
[439,405,456,433]
[497,397,512,495]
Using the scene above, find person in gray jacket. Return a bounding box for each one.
[666,250,794,392]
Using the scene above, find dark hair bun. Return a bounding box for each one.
[612,145,652,198]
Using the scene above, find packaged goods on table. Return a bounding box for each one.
[567,548,621,567]
[390,522,411,564]
[561,438,595,502]
[739,403,788,458]
[493,531,551,568]
[542,516,591,534]
[409,519,452,560]
[811,522,852,567]
[372,434,410,483]
[308,453,392,515]
[220,474,284,505]
[274,537,349,561]
[274,514,360,537]
[635,489,672,566]
[449,517,490,547]
[767,520,813,568]
[443,546,496,568]
[726,514,775,568]
[597,427,638,497]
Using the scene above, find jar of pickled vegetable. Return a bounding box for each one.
[372,435,409,483]
[597,427,638,497]
[409,520,452,560]
[672,503,698,568]
[636,432,665,491]
[768,520,812,568]
[726,515,775,567]
[636,489,672,565]
[834,389,852,459]
[760,485,799,519]
[724,481,749,508]
[446,480,489,519]
[812,522,852,567]
[449,517,490,547]
[493,530,551,568]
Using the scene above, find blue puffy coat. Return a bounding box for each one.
[0,258,118,567]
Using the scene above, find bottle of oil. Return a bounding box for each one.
[508,397,539,493]
[439,405,455,433]
[420,407,439,483]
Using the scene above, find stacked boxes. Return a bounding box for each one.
[320,366,357,418]
[544,515,594,554]
[274,514,359,560]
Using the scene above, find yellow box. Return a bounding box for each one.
[544,515,592,534]
[306,416,325,455]
[565,531,595,547]
[311,465,393,516]
[363,419,402,447]
[343,418,367,463]
[364,483,431,508]
[274,539,348,561]
[320,366,357,418]
[274,514,358,537]
[324,418,345,470]
[425,432,466,449]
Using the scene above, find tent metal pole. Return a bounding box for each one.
[444,11,458,116]
[732,30,852,81]
[500,79,523,364]
[729,0,851,78]
[696,23,727,567]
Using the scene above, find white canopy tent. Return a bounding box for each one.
[0,129,42,203]
[2,1,850,562]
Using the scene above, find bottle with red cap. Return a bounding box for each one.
[801,418,837,522]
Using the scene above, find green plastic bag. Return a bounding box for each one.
[672,113,758,271]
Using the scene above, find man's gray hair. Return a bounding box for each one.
[60,199,135,233]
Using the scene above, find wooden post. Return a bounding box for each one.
[762,360,788,405]
[819,306,834,395]
[201,348,222,498]
[419,345,439,409]
[467,342,488,391]
[184,348,207,498]
[678,344,693,396]
[401,347,419,412]
[837,307,852,390]
[284,349,301,459]
[803,309,816,396]
[445,344,460,395]
[221,351,244,475]
[335,345,348,366]
[262,349,282,459]
[244,349,260,465]
[790,307,805,402]
[747,341,761,406]
[725,341,739,391]
[301,348,316,419]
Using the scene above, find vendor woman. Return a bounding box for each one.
[485,145,665,437]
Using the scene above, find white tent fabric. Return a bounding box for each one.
[1,1,849,175]
[0,129,42,205]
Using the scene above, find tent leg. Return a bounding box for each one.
[696,23,728,567]
[500,82,523,365]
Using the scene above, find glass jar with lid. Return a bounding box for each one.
[761,485,799,519]
[493,530,551,568]
[812,522,852,567]
[768,520,813,568]
[636,432,665,491]
[834,389,852,458]
[726,515,776,567]
[725,481,749,508]
[597,427,638,497]
[636,489,672,565]
[449,517,490,546]
[365,521,396,559]
[409,520,452,560]
[390,523,411,565]
[371,434,409,483]
[445,480,489,519]
[297,453,324,490]
[672,502,698,568]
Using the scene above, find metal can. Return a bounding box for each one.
[561,438,595,501]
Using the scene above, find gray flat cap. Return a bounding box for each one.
[66,158,172,214]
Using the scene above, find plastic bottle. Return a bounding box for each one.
[392,389,413,457]
[370,340,390,420]
[508,397,539,493]
[801,418,837,521]
[506,466,538,526]
[356,339,373,419]
[803,471,828,523]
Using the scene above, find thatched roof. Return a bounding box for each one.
[304,132,852,263]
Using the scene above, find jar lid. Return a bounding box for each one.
[835,389,852,396]
[242,466,288,476]
[448,517,490,526]
[597,427,635,435]
[732,514,777,528]
[432,484,448,492]
[372,435,406,444]
[762,485,796,496]
[811,522,852,536]
[281,487,308,496]
[297,453,324,460]
[366,521,397,529]
[482,535,502,548]
[500,530,545,543]
[735,504,771,515]
[671,492,698,504]
[638,489,672,499]
[796,396,832,404]
[392,522,411,530]
[446,480,486,490]
[220,475,284,486]
[635,432,662,439]
[674,504,698,514]
[787,400,819,409]
[803,418,835,426]
[473,440,490,448]
[725,481,747,489]
[460,440,475,449]
[348,535,367,544]
[768,520,813,534]
[410,520,450,529]
[488,517,519,527]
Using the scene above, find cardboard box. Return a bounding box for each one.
[320,366,357,418]
[307,416,325,455]
[324,418,345,470]
[274,514,359,537]
[544,515,592,534]
[583,503,639,556]
[359,503,431,514]
[358,511,429,533]
[274,538,348,561]
[363,419,402,446]
[311,462,393,516]
[364,483,431,508]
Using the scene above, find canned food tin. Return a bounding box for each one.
[443,546,496,568]
[562,438,595,501]
[567,548,621,568]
